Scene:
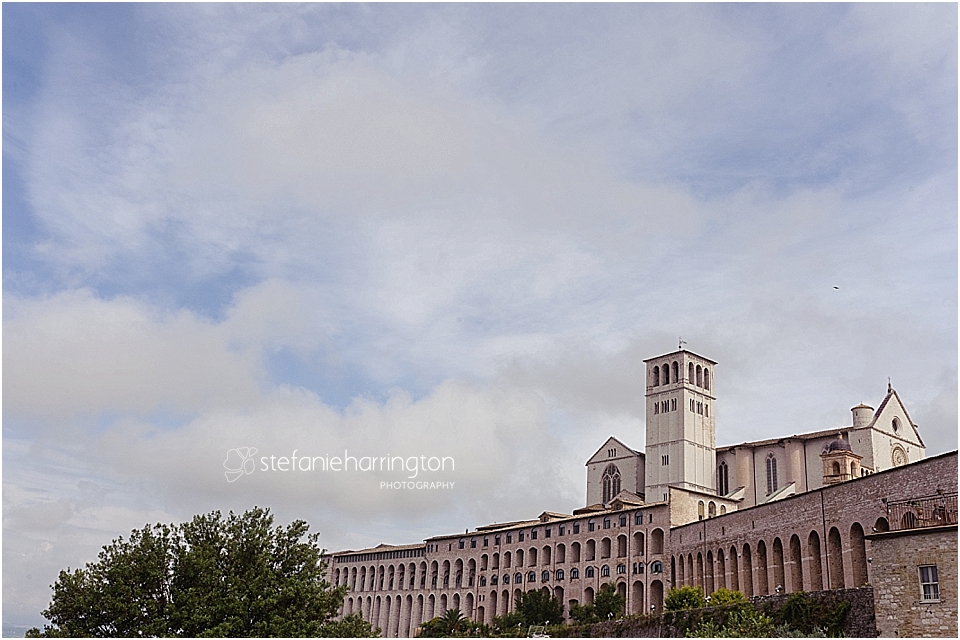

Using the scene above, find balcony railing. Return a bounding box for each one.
[885,492,958,531]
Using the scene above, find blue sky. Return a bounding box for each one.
[3,3,957,633]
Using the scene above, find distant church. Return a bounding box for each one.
[326,347,954,639]
[586,348,925,511]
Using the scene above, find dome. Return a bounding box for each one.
[826,434,852,452]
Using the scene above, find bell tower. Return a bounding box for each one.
[644,348,717,502]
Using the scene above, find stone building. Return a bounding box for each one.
[323,348,957,638]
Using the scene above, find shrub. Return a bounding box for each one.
[665,585,707,611]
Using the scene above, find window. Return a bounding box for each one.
[602,464,621,503]
[696,365,702,387]
[635,513,642,525]
[690,399,695,412]
[661,454,669,466]
[545,528,551,538]
[704,369,710,390]
[503,573,510,584]
[479,576,487,587]
[672,361,679,382]
[651,561,663,573]
[491,574,498,585]
[920,565,940,601]
[527,571,536,582]
[708,502,716,518]
[661,400,668,413]
[542,570,550,582]
[720,506,726,515]
[571,568,580,579]
[653,366,660,386]
[459,540,465,549]
[586,567,595,578]
[663,364,670,384]
[698,501,705,520]
[654,403,659,415]
[717,461,729,496]
[603,518,611,529]
[573,523,580,534]
[559,525,565,536]
[495,535,501,545]
[519,532,525,542]
[471,538,477,548]
[619,514,627,527]
[601,565,610,577]
[532,529,538,540]
[506,533,512,544]
[483,537,489,547]
[689,362,695,383]
[515,572,522,583]
[588,520,596,532]
[766,454,778,495]
[671,398,677,411]
[705,404,709,417]
[697,402,703,414]
[892,417,900,433]
[556,569,564,580]
[617,564,626,574]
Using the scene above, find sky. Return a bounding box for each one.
[2,3,957,634]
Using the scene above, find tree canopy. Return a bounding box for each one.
[26,507,378,638]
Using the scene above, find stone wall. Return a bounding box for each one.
[752,586,878,637]
[869,525,958,638]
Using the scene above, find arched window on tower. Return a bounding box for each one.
[765,453,778,495]
[704,369,710,391]
[653,366,660,386]
[696,365,702,387]
[688,362,695,384]
[602,464,621,503]
[663,364,670,384]
[672,361,679,383]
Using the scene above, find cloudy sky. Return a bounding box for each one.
[3,3,957,633]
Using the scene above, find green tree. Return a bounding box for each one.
[492,610,526,632]
[441,608,468,635]
[592,583,626,620]
[686,606,776,637]
[707,588,748,607]
[665,585,707,611]
[516,589,564,626]
[568,601,599,625]
[26,507,378,638]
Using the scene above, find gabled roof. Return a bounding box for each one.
[868,386,925,447]
[585,436,641,466]
[642,349,717,365]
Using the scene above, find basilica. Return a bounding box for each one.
[324,348,957,638]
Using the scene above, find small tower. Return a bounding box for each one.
[821,433,863,485]
[644,349,717,502]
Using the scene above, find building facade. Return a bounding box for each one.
[323,348,956,638]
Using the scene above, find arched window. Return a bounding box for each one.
[696,365,702,387]
[527,571,536,582]
[689,362,695,383]
[602,464,621,503]
[663,364,670,384]
[556,569,564,580]
[672,361,679,382]
[892,417,900,433]
[717,461,729,496]
[766,453,778,495]
[491,574,498,585]
[503,573,510,584]
[479,576,487,587]
[515,572,522,583]
[698,501,705,520]
[651,561,663,573]
[542,570,550,582]
[832,461,841,476]
[704,369,710,390]
[653,366,660,386]
[617,564,626,574]
[601,565,610,577]
[720,505,726,515]
[586,567,596,578]
[571,568,580,579]
[708,502,716,518]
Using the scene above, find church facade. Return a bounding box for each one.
[324,348,957,638]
